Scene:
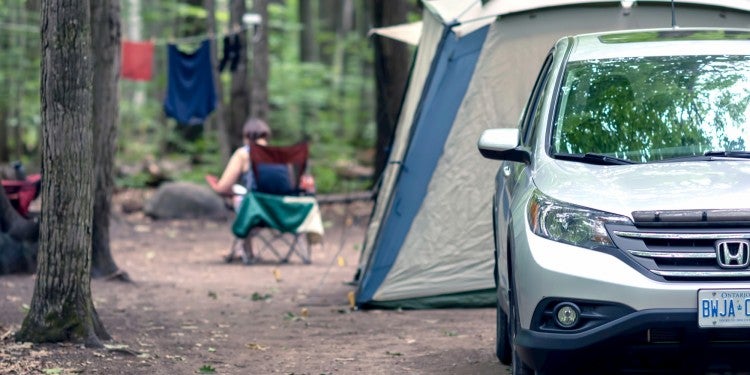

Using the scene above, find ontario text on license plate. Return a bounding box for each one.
[699,289,750,328]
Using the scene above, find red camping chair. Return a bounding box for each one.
[2,173,41,218]
[228,142,324,264]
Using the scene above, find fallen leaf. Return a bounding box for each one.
[272,268,282,282]
[134,225,150,233]
[337,256,346,267]
[245,343,268,351]
[347,291,355,309]
[300,307,309,318]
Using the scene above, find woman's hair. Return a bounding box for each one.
[242,118,271,141]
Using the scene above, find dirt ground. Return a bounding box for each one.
[0,190,506,375]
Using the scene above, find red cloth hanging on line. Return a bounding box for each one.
[121,40,154,81]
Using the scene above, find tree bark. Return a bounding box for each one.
[91,0,128,281]
[372,0,410,185]
[228,0,250,150]
[299,0,319,63]
[250,0,270,122]
[17,0,109,346]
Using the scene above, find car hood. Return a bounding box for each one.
[533,158,750,218]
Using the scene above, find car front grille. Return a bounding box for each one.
[608,210,750,280]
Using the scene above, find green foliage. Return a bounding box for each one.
[0,0,41,164]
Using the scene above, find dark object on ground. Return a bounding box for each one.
[144,181,230,220]
[0,232,37,275]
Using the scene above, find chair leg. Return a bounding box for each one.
[288,234,312,265]
[225,238,241,263]
[256,230,285,262]
[241,236,256,265]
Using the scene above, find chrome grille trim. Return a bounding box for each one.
[613,231,750,240]
[651,270,750,277]
[628,250,715,259]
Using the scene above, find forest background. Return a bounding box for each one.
[0,0,419,194]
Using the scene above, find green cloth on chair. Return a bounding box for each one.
[232,191,323,238]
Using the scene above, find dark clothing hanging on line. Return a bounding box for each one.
[218,33,241,72]
[163,39,217,126]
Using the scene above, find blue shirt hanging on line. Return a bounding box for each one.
[163,39,217,126]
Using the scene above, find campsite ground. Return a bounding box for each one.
[0,189,506,374]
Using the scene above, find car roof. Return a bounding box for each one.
[566,28,750,61]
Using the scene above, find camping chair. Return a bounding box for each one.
[228,142,324,264]
[1,173,41,218]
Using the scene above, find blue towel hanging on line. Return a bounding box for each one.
[163,39,217,126]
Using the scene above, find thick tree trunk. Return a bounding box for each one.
[91,0,127,281]
[206,0,231,164]
[250,0,270,122]
[228,0,250,149]
[17,0,109,346]
[372,0,410,185]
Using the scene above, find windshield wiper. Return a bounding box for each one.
[554,153,637,165]
[703,150,750,159]
[653,150,750,163]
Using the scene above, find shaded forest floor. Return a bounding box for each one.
[0,189,504,374]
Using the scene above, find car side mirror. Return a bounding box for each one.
[477,128,531,164]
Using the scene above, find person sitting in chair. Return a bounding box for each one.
[207,117,270,263]
[208,117,270,203]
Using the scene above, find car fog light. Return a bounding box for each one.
[554,302,580,328]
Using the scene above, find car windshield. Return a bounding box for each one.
[551,55,750,163]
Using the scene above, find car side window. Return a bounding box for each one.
[520,54,554,147]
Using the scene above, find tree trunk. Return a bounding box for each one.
[318,0,337,65]
[90,0,127,281]
[299,0,319,63]
[206,0,231,164]
[372,0,410,185]
[249,0,270,122]
[17,0,109,346]
[228,0,250,150]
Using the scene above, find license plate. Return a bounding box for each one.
[698,289,750,328]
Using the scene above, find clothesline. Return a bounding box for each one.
[151,24,258,46]
[0,21,257,46]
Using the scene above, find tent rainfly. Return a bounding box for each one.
[356,0,750,309]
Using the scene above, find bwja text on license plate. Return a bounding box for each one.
[699,289,750,328]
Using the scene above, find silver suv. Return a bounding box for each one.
[478,28,750,374]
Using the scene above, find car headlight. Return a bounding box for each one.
[527,190,631,249]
